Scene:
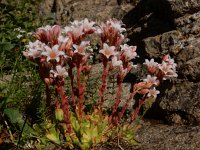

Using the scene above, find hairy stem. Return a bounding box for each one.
[98,61,108,112]
[130,94,147,124]
[110,75,122,124]
[59,86,72,133]
[117,91,136,124]
[77,66,85,118]
[68,67,75,106]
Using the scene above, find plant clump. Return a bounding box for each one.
[23,18,178,149]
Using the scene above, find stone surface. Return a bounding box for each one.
[118,0,200,125]
[39,0,123,25]
[159,80,200,125]
[132,122,200,150]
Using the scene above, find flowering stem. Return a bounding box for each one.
[68,67,75,106]
[110,75,122,124]
[77,65,85,118]
[59,85,72,133]
[45,85,51,109]
[98,61,108,112]
[117,91,136,124]
[130,94,147,124]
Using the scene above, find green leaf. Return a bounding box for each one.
[4,107,24,129]
[4,108,24,124]
[46,127,60,145]
[0,42,15,51]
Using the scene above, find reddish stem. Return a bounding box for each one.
[130,94,147,124]
[117,91,136,124]
[77,66,85,118]
[68,67,75,106]
[110,75,122,124]
[98,61,108,112]
[59,85,72,133]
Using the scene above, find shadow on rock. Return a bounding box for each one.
[122,0,175,60]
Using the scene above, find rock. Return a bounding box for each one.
[132,122,200,150]
[120,0,200,125]
[178,57,200,82]
[158,80,200,125]
[175,11,200,36]
[169,0,200,18]
[39,0,124,25]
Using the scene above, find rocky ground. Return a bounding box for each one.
[95,120,200,150]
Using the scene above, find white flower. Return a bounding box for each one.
[143,75,159,86]
[147,87,160,98]
[63,26,72,33]
[51,65,68,77]
[73,41,90,55]
[42,45,65,62]
[158,62,178,80]
[121,44,137,61]
[58,35,69,44]
[17,34,23,39]
[82,18,96,32]
[24,40,45,58]
[109,19,126,33]
[158,62,171,74]
[143,59,158,68]
[112,56,122,67]
[99,43,117,59]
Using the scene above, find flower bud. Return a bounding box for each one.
[55,108,64,121]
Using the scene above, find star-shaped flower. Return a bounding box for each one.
[42,45,65,62]
[51,65,68,77]
[99,43,117,59]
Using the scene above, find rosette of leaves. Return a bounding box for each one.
[55,108,112,150]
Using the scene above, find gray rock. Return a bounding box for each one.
[39,0,123,25]
[159,80,200,125]
[132,122,200,150]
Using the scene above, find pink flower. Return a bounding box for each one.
[111,56,122,67]
[42,45,65,62]
[121,44,137,61]
[147,87,160,98]
[51,65,68,77]
[35,25,61,44]
[99,43,117,59]
[162,54,177,69]
[144,59,158,68]
[73,41,90,55]
[144,59,159,74]
[108,19,126,33]
[24,40,45,58]
[64,25,84,43]
[96,19,126,46]
[58,35,69,44]
[143,75,159,86]
[158,62,178,80]
[82,18,96,34]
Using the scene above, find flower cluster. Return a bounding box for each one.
[23,18,178,146]
[97,19,126,47]
[136,55,178,99]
